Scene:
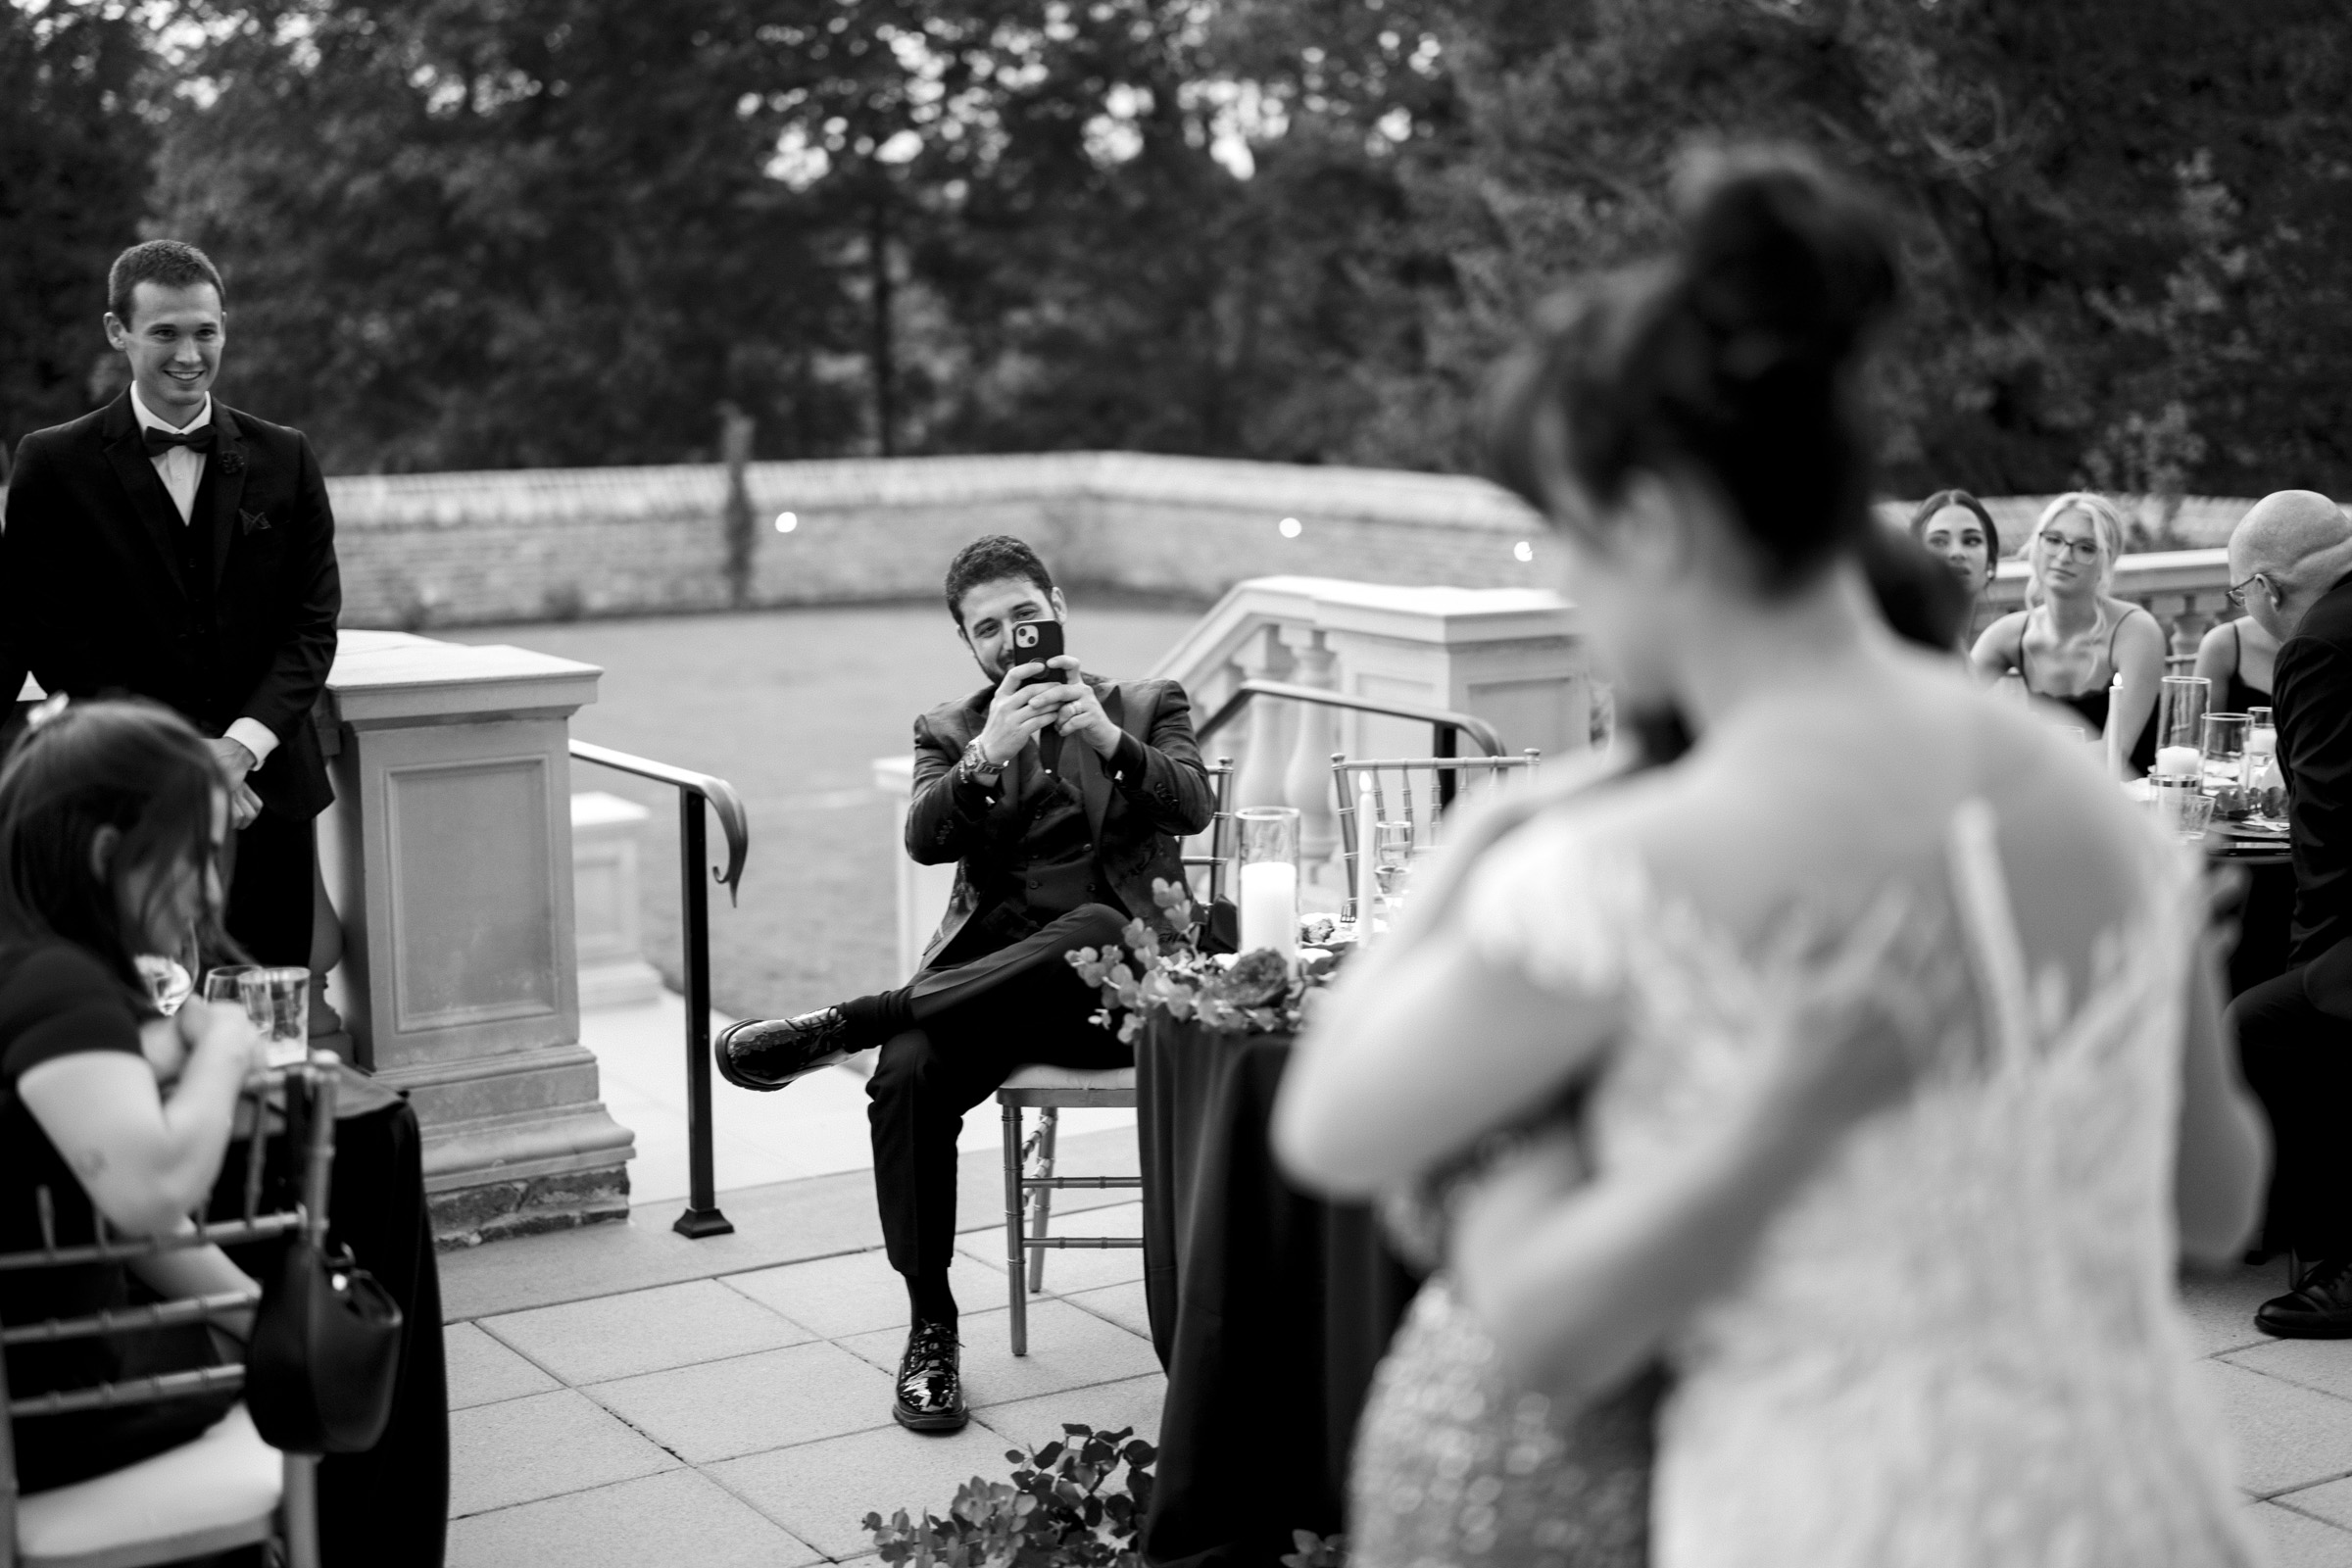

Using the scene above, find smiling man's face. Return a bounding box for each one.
[105,280,224,426]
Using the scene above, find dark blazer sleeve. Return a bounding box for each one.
[233,432,341,745]
[2276,627,2352,960]
[1107,680,1215,836]
[904,707,1001,865]
[1,432,90,699]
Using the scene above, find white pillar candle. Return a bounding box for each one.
[1239,860,1299,960]
[2155,744,2200,779]
[1355,785,1378,921]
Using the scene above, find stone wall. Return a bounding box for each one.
[322,452,1554,629]
[2,450,2269,631]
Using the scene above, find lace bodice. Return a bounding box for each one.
[1461,798,2266,1568]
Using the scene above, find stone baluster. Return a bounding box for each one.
[1230,625,1295,811]
[1279,626,1342,885]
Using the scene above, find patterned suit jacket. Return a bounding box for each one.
[904,674,1215,971]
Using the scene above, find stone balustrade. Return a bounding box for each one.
[1972,546,2236,662]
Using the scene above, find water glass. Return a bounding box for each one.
[2247,707,2287,827]
[2153,781,2214,844]
[239,966,312,1069]
[1236,808,1301,961]
[1372,820,1414,917]
[203,964,267,1024]
[2153,675,2211,781]
[2200,712,2252,817]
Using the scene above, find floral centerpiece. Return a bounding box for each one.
[1065,879,1351,1042]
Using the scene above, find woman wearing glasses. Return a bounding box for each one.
[1969,492,2164,776]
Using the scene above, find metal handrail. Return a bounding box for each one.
[568,739,750,1239]
[1195,679,1506,759]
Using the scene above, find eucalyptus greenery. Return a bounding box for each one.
[862,1424,1156,1568]
[1065,879,1346,1043]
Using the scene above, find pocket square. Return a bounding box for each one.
[240,508,271,535]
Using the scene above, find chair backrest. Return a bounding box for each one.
[1180,758,1237,908]
[0,1059,336,1560]
[1332,751,1543,919]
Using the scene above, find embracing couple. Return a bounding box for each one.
[1275,150,2273,1568]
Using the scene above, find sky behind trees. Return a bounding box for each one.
[6,0,2348,505]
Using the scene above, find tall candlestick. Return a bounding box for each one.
[1355,784,1378,921]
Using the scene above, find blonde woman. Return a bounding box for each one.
[1970,493,2164,775]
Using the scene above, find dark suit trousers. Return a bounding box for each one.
[2230,968,2352,1261]
[867,905,1132,1279]
[225,802,316,967]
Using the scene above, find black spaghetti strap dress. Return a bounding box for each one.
[2224,620,2274,713]
[2020,607,2160,774]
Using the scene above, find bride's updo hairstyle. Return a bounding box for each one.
[1487,146,1898,593]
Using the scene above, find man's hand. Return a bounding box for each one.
[1043,656,1122,757]
[206,737,264,828]
[973,662,1064,767]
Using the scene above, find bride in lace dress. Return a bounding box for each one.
[1274,149,2273,1568]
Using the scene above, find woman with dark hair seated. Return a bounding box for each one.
[0,699,266,1491]
[1909,489,2000,652]
[2,701,448,1565]
[2194,613,2278,715]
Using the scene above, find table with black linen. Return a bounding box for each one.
[1133,1013,1419,1568]
[2209,828,2294,998]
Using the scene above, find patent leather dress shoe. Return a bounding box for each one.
[893,1318,968,1433]
[713,1008,857,1092]
[2256,1257,2352,1339]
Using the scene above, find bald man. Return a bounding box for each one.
[2223,489,2352,1337]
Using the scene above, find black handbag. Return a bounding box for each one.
[243,1074,405,1455]
[247,1234,404,1454]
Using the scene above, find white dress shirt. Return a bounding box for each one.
[127,385,279,772]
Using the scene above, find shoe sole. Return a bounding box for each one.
[2255,1315,2352,1340]
[711,1022,849,1094]
[893,1402,970,1434]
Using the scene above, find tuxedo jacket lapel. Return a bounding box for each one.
[208,405,247,587]
[97,395,193,599]
[1078,679,1124,846]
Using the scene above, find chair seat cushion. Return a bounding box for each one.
[17,1403,281,1566]
[998,1063,1137,1097]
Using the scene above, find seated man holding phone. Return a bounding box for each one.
[716,536,1215,1430]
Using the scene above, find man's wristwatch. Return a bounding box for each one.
[957,740,1004,787]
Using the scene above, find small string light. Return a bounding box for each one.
[1278,516,1302,538]
[774,512,799,533]
[1513,540,1534,563]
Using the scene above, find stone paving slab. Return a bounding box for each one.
[444,1320,560,1411]
[839,1299,1163,1408]
[590,1339,903,1465]
[448,1468,824,1568]
[1059,1279,1153,1342]
[448,1388,679,1517]
[710,1421,1043,1561]
[721,1248,917,1342]
[482,1277,818,1385]
[2202,1359,2352,1499]
[972,1372,1167,1456]
[440,1128,1136,1321]
[2281,1473,2352,1531]
[2255,1498,2352,1567]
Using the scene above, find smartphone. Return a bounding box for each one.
[1011,619,1066,688]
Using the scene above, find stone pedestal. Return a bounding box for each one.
[571,791,664,1009]
[320,630,634,1246]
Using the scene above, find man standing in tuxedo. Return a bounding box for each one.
[2224,488,2352,1338]
[0,240,339,966]
[715,535,1215,1431]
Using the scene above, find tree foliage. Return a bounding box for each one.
[3,0,2346,496]
[0,1,154,468]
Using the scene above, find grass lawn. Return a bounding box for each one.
[445,597,1201,1018]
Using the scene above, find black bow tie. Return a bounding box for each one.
[143,424,216,456]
